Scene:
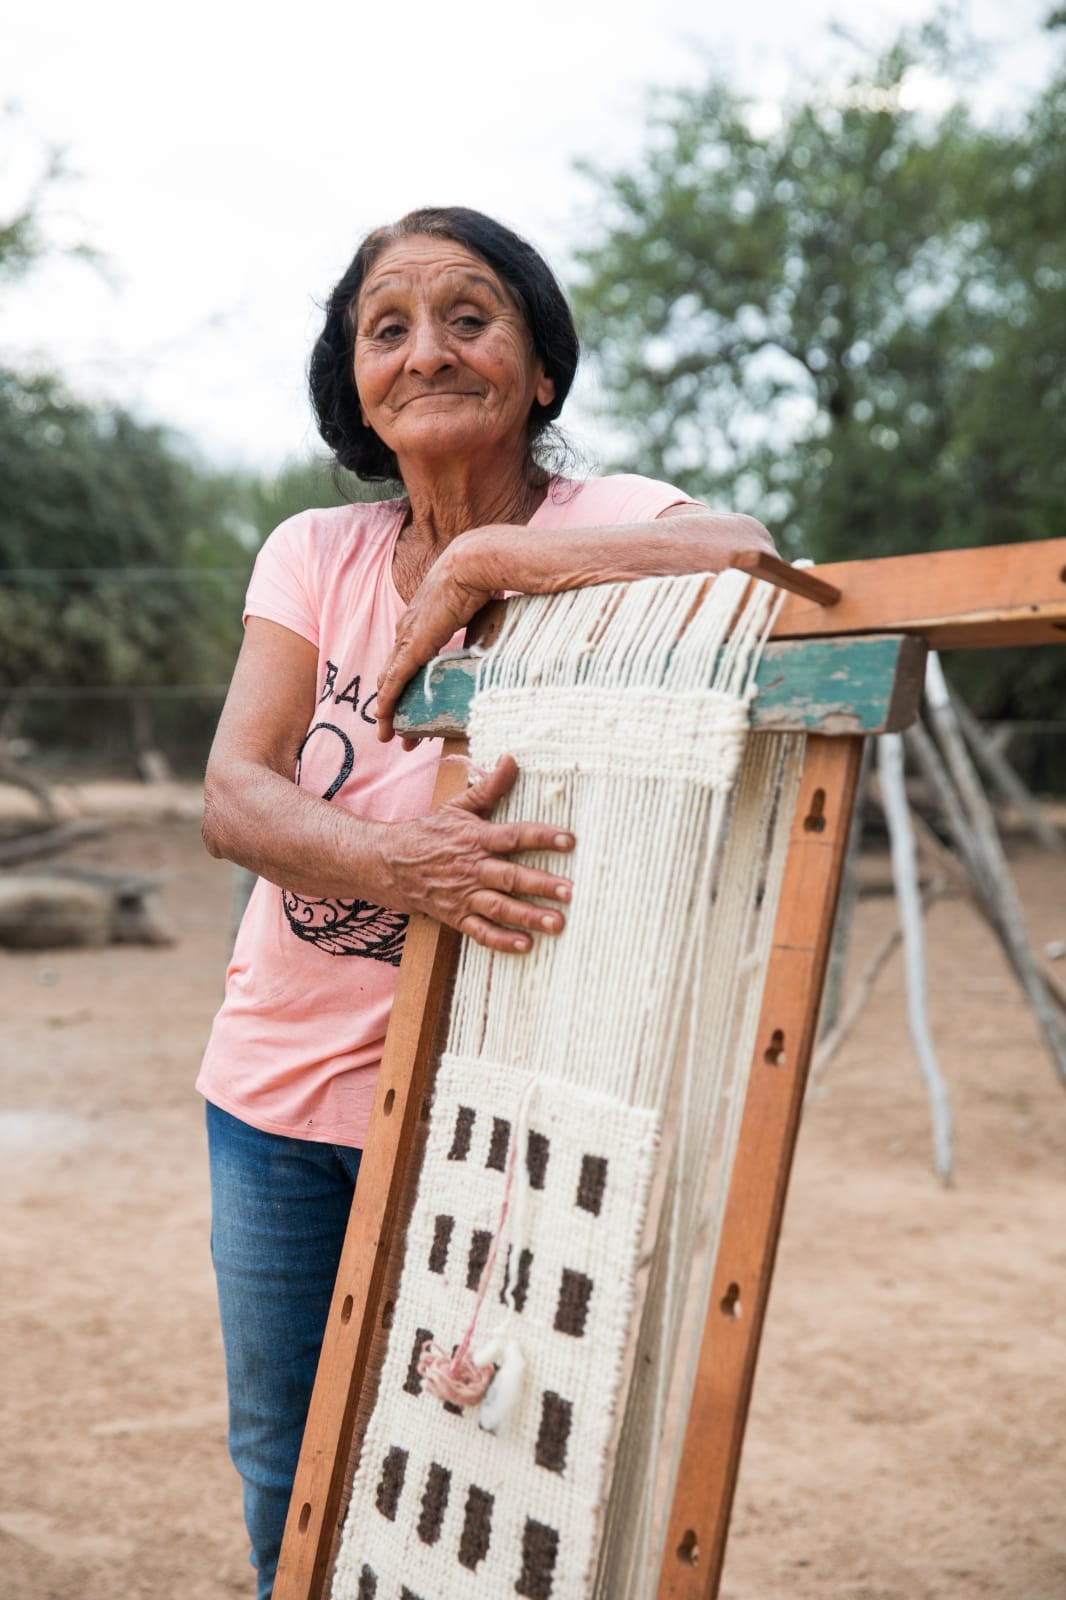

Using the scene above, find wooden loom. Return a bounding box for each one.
[274,538,1066,1600]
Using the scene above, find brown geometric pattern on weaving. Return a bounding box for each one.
[554,1269,593,1338]
[329,1057,660,1600]
[500,1245,533,1314]
[517,1517,561,1600]
[486,1117,511,1171]
[535,1392,573,1474]
[417,1463,451,1545]
[575,1154,607,1215]
[428,1215,454,1274]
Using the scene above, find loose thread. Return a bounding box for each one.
[418,1076,539,1408]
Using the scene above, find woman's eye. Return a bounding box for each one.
[453,314,485,331]
[375,321,406,340]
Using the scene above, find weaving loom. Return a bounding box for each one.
[275,540,1066,1600]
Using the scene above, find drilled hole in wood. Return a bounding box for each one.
[381,1299,395,1329]
[383,1088,396,1115]
[720,1282,742,1319]
[297,1502,312,1534]
[803,788,827,833]
[340,1294,354,1324]
[676,1528,700,1567]
[764,1028,787,1066]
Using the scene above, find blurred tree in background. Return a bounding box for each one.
[2,20,1064,781]
[0,139,375,770]
[0,369,249,695]
[0,392,370,768]
[571,14,1066,770]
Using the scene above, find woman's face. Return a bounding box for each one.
[352,235,555,473]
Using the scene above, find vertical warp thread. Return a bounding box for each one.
[333,570,805,1600]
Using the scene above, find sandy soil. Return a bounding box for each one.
[1,783,1063,1600]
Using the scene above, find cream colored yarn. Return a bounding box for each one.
[332,571,804,1600]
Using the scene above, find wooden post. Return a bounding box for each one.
[877,732,954,1183]
[273,745,468,1600]
[656,734,864,1600]
[916,657,1066,1088]
[817,736,870,1041]
[947,687,1062,852]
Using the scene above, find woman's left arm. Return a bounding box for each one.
[375,507,777,740]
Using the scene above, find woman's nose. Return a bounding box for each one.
[404,314,454,377]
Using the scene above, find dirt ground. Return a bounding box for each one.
[1,781,1064,1600]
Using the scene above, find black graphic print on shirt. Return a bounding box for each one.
[280,676,409,966]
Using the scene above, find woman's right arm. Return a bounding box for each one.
[202,618,574,952]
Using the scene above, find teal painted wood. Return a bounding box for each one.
[394,633,926,739]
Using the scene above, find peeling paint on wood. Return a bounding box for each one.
[395,634,926,739]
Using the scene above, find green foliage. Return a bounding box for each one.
[0,380,395,703]
[0,369,253,695]
[0,136,398,765]
[571,24,1066,739]
[236,456,397,540]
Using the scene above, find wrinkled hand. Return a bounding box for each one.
[384,755,574,952]
[377,545,497,743]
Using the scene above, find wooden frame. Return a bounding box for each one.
[274,540,1066,1600]
[657,735,863,1598]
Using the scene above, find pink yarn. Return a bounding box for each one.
[416,1080,533,1410]
[417,1339,496,1406]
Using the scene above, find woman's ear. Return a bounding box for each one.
[534,368,556,410]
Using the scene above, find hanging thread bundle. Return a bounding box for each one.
[332,569,805,1600]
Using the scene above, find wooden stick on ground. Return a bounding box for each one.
[903,723,1066,1020]
[947,685,1063,852]
[878,733,954,1183]
[921,655,1066,1088]
[808,880,950,1088]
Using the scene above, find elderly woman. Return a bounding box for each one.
[198,206,774,1598]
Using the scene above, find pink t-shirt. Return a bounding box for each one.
[197,473,695,1146]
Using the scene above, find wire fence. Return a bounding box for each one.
[0,568,251,581]
[5,686,230,700]
[3,571,1066,789]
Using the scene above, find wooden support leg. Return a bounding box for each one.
[273,745,468,1600]
[657,734,864,1600]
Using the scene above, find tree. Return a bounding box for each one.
[570,20,1066,776]
[571,21,1062,552]
[0,129,396,768]
[0,368,258,779]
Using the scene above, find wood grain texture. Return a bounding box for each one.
[272,745,467,1600]
[770,538,1066,648]
[395,634,926,740]
[729,549,842,606]
[656,735,864,1600]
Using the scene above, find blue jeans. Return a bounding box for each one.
[206,1101,363,1600]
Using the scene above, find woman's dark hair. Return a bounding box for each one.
[308,207,580,482]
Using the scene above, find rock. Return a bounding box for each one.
[0,870,176,950]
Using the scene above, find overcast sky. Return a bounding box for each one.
[1,0,1056,472]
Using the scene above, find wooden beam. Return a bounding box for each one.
[656,735,864,1600]
[273,746,467,1600]
[395,634,926,740]
[769,537,1066,648]
[729,549,842,606]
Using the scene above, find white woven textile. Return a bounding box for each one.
[331,570,805,1600]
[331,1055,659,1600]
